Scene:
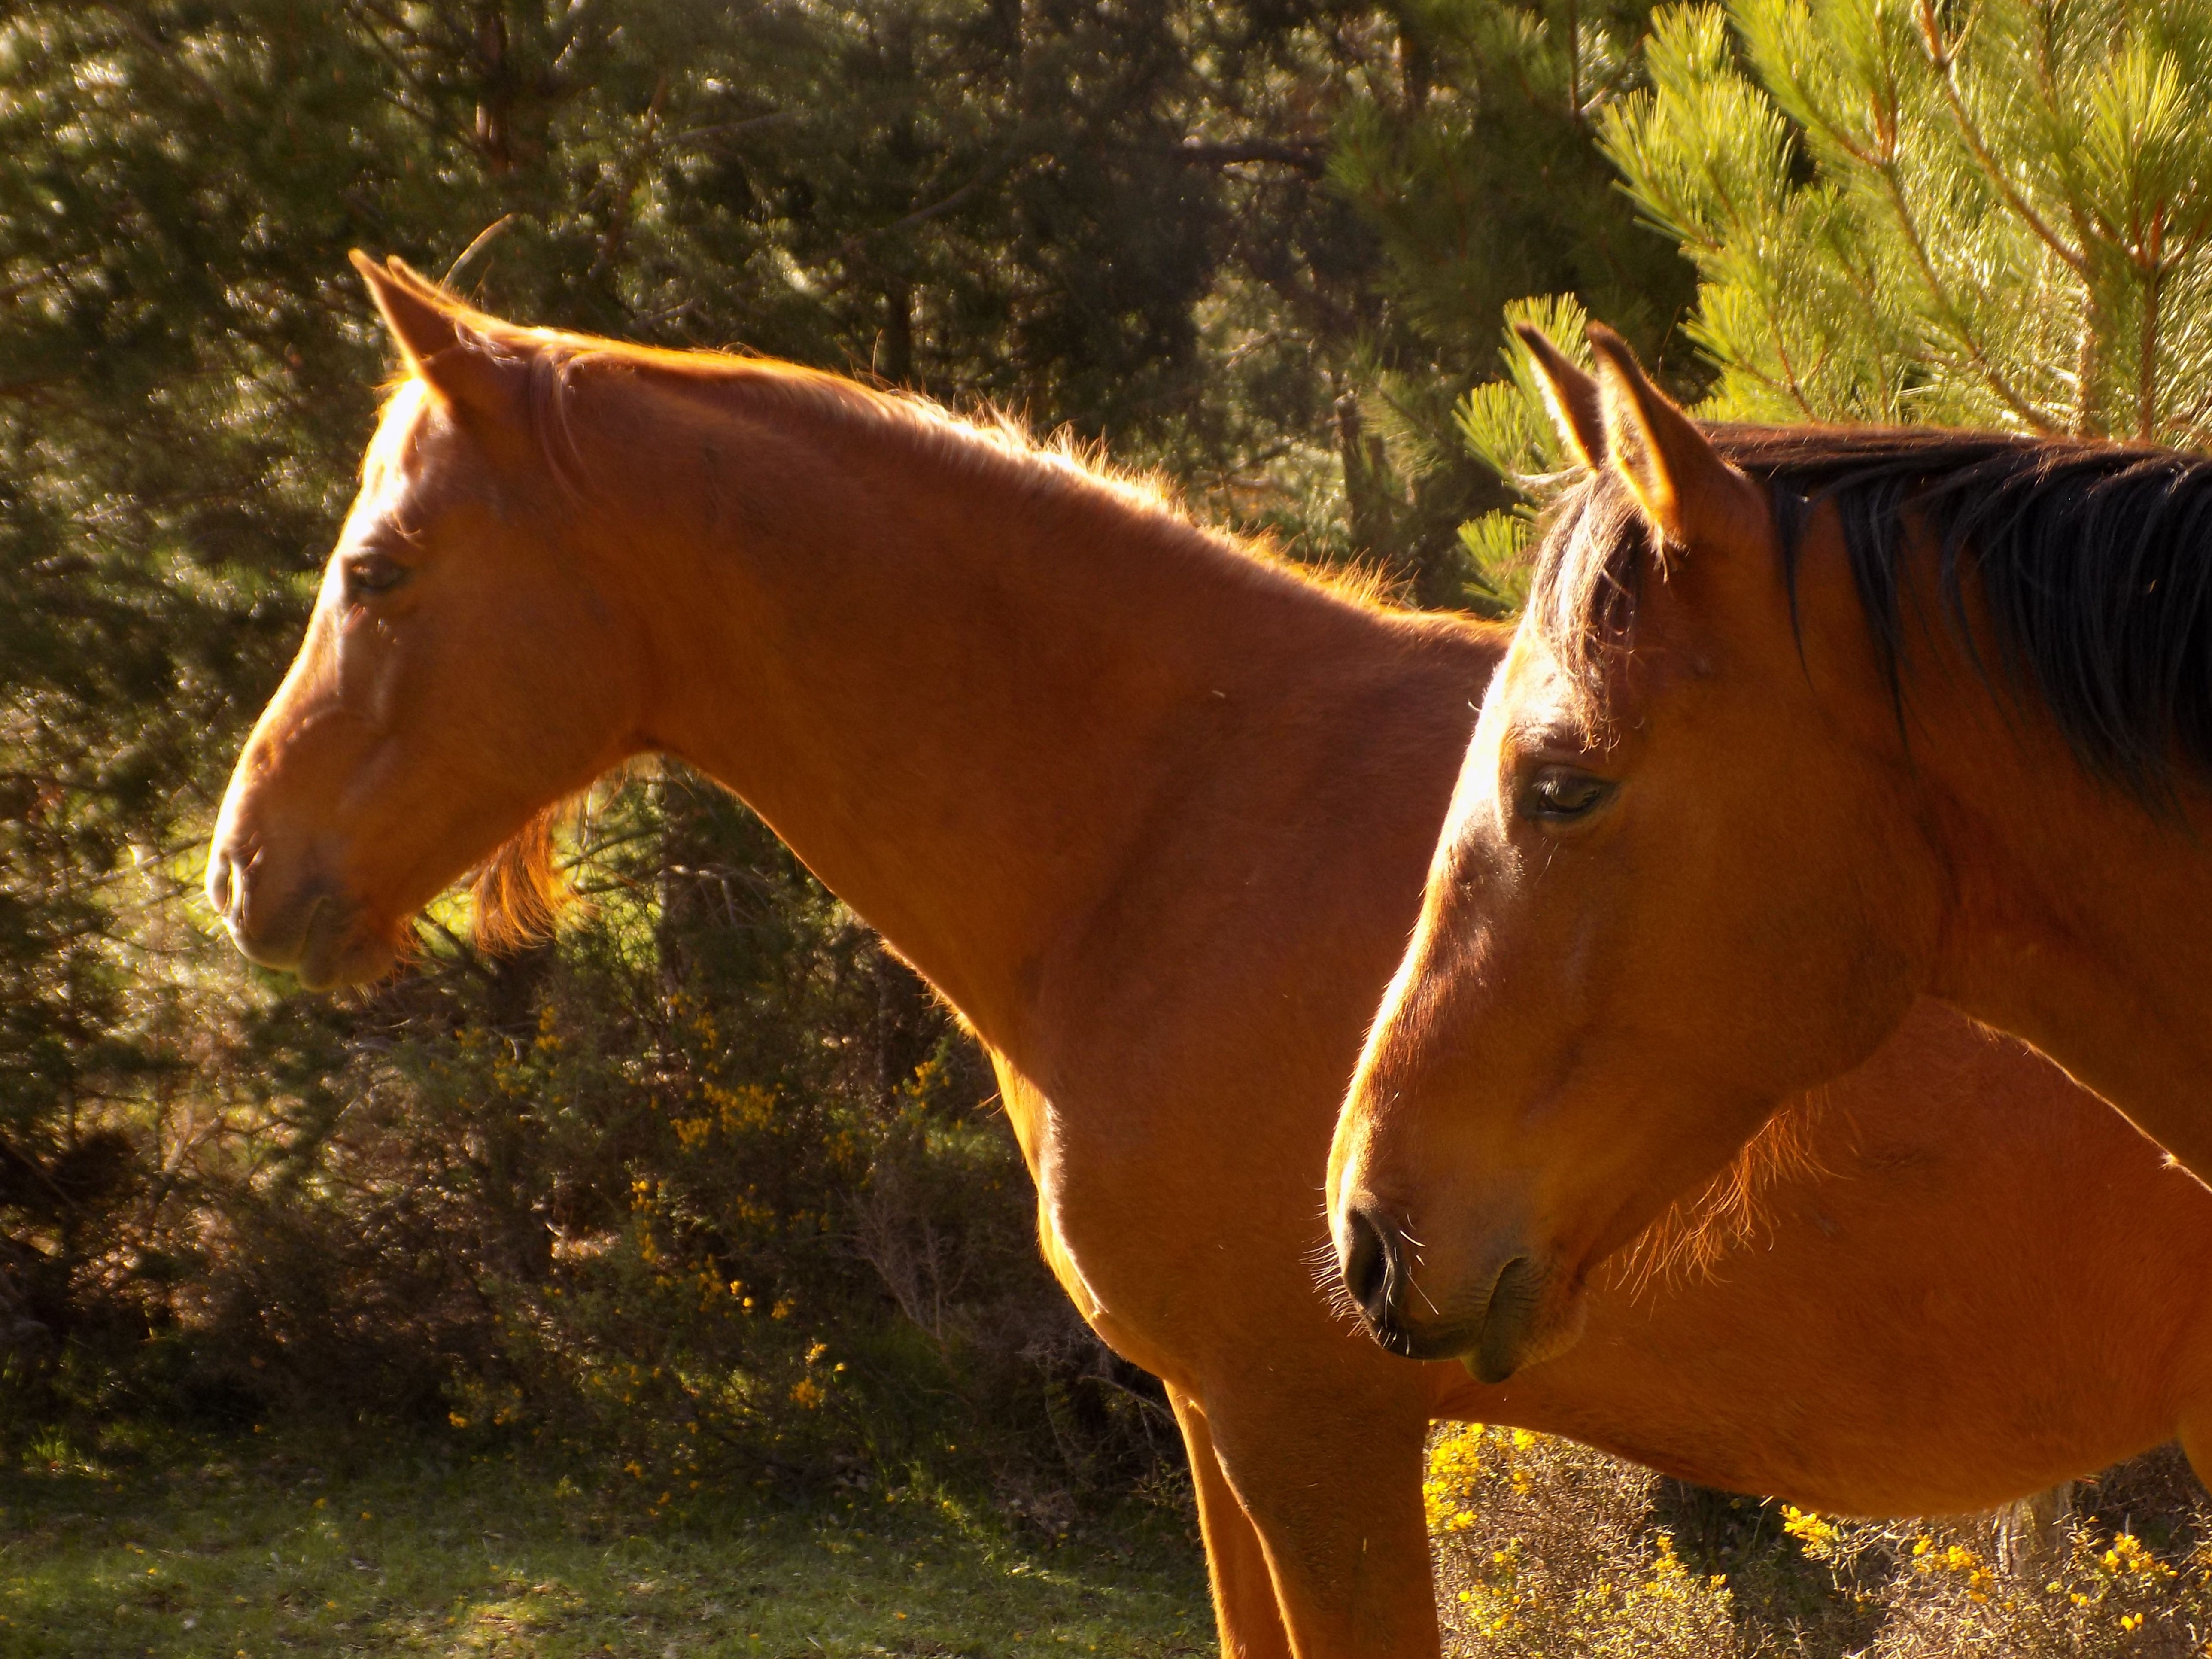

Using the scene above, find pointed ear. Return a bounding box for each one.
[1585,323,1768,560]
[348,249,520,421]
[1512,322,1605,470]
[350,249,467,368]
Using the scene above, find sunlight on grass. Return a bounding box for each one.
[0,1429,1208,1658]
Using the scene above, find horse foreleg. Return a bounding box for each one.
[1196,1373,1440,1659]
[1168,1383,1294,1659]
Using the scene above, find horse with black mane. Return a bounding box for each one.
[1332,323,2212,1386]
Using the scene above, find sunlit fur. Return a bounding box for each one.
[440,305,1399,952]
[213,268,2212,1658]
[1605,1089,1840,1294]
[467,799,574,954]
[1319,1093,1837,1313]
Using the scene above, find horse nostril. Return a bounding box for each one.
[207,848,236,918]
[1340,1204,1396,1329]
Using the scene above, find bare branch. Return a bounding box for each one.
[1167,138,1326,176]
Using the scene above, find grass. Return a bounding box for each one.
[0,1427,1209,1659]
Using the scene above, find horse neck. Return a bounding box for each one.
[1862,542,2212,1161]
[578,365,1462,1062]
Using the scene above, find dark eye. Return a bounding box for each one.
[343,553,408,602]
[1517,764,1615,824]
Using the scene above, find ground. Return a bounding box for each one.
[0,1428,1209,1659]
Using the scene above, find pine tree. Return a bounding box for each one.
[1604,0,2212,442]
[1323,0,1695,608]
[1454,0,2212,591]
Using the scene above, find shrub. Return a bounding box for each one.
[2,776,1181,1532]
[1425,1426,2212,1656]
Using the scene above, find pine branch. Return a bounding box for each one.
[1914,0,2088,278]
[1867,156,2056,431]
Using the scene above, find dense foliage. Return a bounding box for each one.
[0,0,1696,1518]
[1324,0,1694,603]
[1422,1428,2212,1657]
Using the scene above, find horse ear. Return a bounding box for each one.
[1586,323,1766,561]
[1512,322,1605,470]
[348,249,518,420]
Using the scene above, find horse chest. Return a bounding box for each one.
[990,1057,1211,1379]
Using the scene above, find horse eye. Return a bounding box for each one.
[1517,764,1614,824]
[343,553,408,601]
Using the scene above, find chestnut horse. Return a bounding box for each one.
[1331,323,2212,1384]
[211,261,2212,1659]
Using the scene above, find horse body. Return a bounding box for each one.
[212,263,2212,1658]
[1498,1005,2212,1515]
[1330,324,2212,1384]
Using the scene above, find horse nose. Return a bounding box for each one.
[206,839,258,939]
[207,843,238,921]
[1338,1200,1416,1354]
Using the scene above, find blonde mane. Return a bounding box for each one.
[380,261,1404,618]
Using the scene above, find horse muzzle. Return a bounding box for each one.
[207,841,393,989]
[1334,1194,1585,1379]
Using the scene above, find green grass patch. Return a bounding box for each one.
[0,1428,1211,1658]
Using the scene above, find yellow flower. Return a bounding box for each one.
[1780,1505,1841,1557]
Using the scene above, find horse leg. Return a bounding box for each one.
[1198,1376,1440,1659]
[1167,1383,1294,1659]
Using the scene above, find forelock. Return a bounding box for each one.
[361,378,436,484]
[1522,468,1658,727]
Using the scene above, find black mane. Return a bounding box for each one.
[1530,423,2212,797]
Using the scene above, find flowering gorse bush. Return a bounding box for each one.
[1423,1423,1738,1655]
[1427,1430,2212,1656]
